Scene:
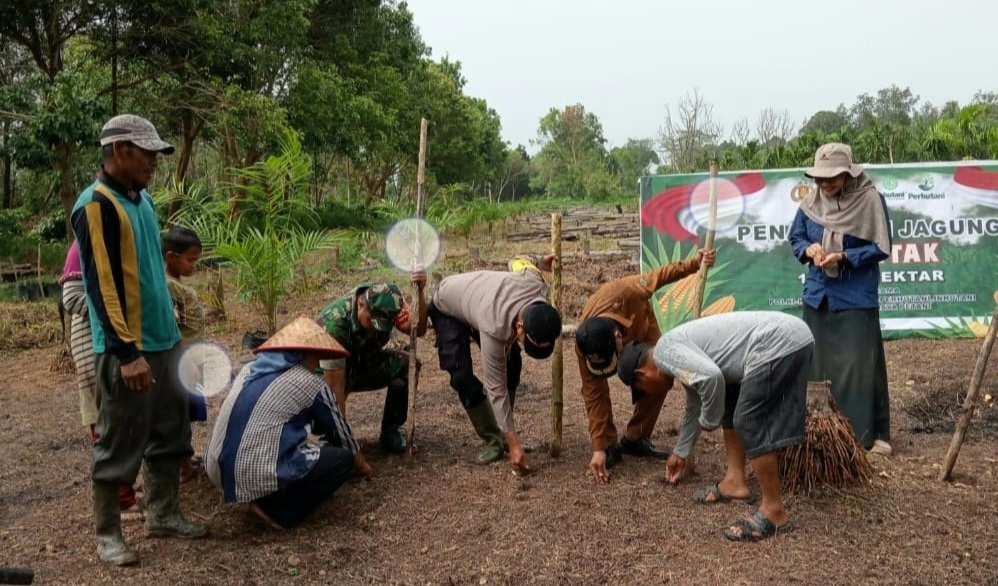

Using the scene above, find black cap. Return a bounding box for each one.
[575,317,620,378]
[521,303,562,359]
[617,341,652,389]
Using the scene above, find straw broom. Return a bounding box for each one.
[779,380,872,493]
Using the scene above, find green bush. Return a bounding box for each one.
[28,209,67,242]
[316,199,388,232]
[0,238,66,271]
[0,207,31,236]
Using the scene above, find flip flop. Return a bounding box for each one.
[723,510,794,542]
[692,483,754,505]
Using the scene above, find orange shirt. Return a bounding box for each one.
[576,258,700,451]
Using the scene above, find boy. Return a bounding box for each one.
[162,225,206,482]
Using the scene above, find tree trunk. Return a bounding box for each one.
[2,121,12,209]
[168,111,204,219]
[55,141,78,238]
[222,131,239,218]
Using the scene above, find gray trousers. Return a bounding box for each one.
[92,346,192,484]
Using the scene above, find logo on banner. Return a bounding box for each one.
[881,176,899,191]
[917,175,935,191]
[790,181,813,203]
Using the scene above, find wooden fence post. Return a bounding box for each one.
[550,212,564,456]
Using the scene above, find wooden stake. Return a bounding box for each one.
[406,117,428,458]
[938,302,998,481]
[550,212,564,457]
[690,160,719,318]
[685,161,718,475]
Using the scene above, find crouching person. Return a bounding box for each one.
[616,311,814,541]
[205,316,372,529]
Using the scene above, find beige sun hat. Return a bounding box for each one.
[99,114,175,154]
[254,314,349,358]
[805,143,864,178]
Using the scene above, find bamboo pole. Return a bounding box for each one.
[938,302,998,481]
[550,212,564,457]
[690,160,719,318]
[684,160,718,475]
[406,118,428,458]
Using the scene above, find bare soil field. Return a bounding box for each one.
[2,214,997,586]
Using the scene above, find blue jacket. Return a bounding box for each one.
[788,200,890,311]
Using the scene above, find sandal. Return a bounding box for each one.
[723,510,793,542]
[693,482,754,505]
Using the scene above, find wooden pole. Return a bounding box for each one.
[690,160,719,318]
[406,118,428,458]
[684,161,718,475]
[550,212,564,457]
[938,302,998,481]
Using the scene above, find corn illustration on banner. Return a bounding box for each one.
[639,161,998,339]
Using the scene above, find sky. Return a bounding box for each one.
[407,0,998,152]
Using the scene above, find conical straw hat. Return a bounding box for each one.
[254,314,349,358]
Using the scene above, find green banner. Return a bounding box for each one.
[639,162,998,339]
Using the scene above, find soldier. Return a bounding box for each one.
[316,272,427,453]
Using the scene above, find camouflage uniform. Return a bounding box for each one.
[317,283,410,434]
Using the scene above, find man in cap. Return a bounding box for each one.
[72,114,206,566]
[616,311,814,541]
[428,255,562,473]
[205,315,371,530]
[316,274,427,454]
[575,248,714,484]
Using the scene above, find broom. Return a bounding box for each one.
[49,297,75,374]
[779,380,872,493]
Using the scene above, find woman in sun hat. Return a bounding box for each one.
[205,315,371,529]
[788,143,893,455]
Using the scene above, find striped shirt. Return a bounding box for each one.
[205,363,359,503]
[71,171,180,362]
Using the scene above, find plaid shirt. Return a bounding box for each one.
[205,362,359,503]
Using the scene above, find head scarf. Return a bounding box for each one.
[798,173,891,278]
[244,351,304,388]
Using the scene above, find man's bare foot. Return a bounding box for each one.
[120,502,145,522]
[248,503,285,531]
[180,458,202,484]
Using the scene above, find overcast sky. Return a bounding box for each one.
[408,0,998,152]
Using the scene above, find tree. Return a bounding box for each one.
[610,139,659,194]
[0,0,107,234]
[657,89,721,173]
[494,145,532,202]
[0,44,34,208]
[755,108,795,145]
[530,104,617,200]
[729,118,751,145]
[800,107,849,136]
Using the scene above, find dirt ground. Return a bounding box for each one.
[2,241,998,586]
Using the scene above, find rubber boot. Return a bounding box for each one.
[93,481,139,566]
[465,402,504,464]
[143,459,208,539]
